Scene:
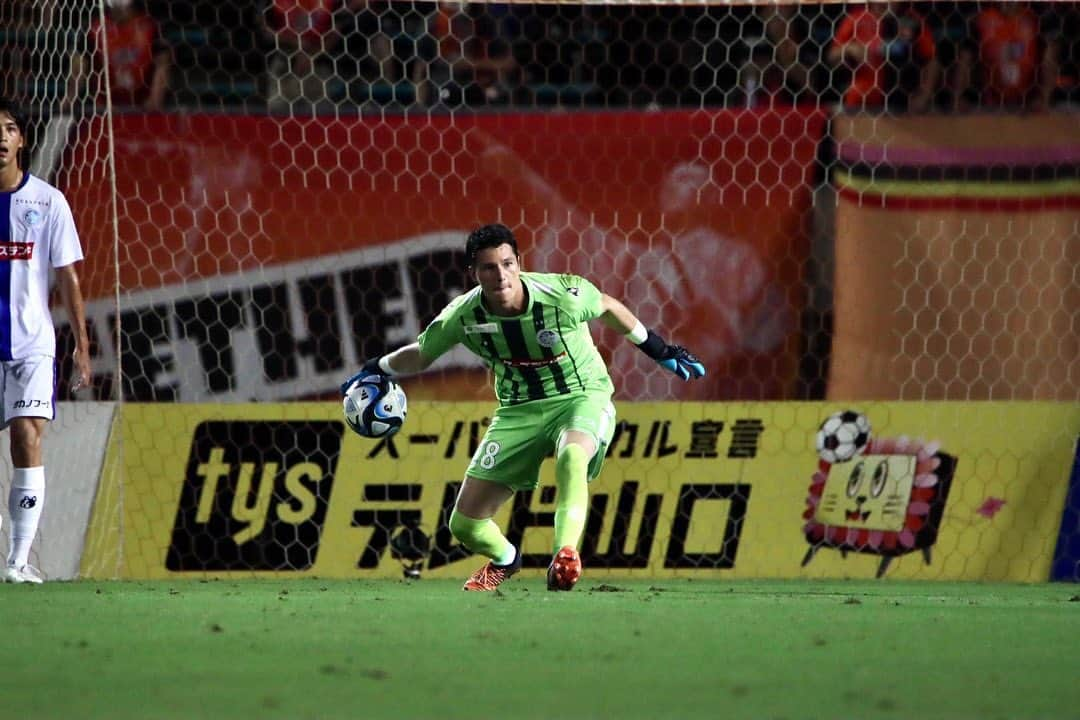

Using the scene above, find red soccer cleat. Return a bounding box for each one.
[547,546,582,591]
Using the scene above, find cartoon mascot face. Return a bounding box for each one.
[803,431,957,578]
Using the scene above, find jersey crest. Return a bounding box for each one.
[536,329,560,348]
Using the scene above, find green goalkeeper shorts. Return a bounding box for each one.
[465,392,617,491]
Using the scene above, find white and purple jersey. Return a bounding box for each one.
[0,173,83,360]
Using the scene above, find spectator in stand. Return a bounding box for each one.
[65,0,170,112]
[335,0,431,108]
[740,4,816,108]
[416,1,519,108]
[951,2,1057,111]
[261,0,345,112]
[1044,3,1079,106]
[1,2,33,102]
[827,1,940,112]
[337,1,400,86]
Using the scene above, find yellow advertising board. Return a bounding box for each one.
[82,402,1079,582]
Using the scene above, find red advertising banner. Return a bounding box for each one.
[62,109,824,401]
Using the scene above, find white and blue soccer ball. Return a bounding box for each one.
[815,409,871,464]
[343,374,407,438]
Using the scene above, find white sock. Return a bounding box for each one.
[495,545,516,567]
[8,466,45,568]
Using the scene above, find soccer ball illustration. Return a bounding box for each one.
[814,410,871,463]
[343,374,407,438]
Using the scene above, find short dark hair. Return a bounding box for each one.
[0,98,27,137]
[0,98,28,170]
[465,223,518,266]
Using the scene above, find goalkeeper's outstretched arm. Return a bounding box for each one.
[599,293,706,382]
[340,343,435,394]
[368,343,434,376]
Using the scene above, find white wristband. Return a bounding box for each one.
[624,320,648,345]
[378,356,397,376]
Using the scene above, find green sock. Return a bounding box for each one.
[554,444,590,552]
[449,510,516,565]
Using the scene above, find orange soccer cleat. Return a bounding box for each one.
[462,550,522,591]
[546,546,582,591]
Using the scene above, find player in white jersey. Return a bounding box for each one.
[0,99,91,583]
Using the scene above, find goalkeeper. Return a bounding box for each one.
[343,223,704,591]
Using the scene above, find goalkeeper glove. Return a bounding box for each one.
[635,330,706,381]
[340,357,384,396]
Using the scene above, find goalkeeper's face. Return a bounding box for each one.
[0,112,25,173]
[471,243,524,316]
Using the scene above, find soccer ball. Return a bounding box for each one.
[343,374,407,438]
[815,410,871,463]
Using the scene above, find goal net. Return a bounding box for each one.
[1,0,1077,581]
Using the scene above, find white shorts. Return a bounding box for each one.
[1,356,56,429]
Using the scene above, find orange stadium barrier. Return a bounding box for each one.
[829,112,1080,401]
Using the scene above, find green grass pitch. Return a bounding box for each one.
[4,577,1078,719]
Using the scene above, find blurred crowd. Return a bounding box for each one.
[2,1,1078,115]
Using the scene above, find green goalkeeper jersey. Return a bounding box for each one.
[417,272,615,406]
